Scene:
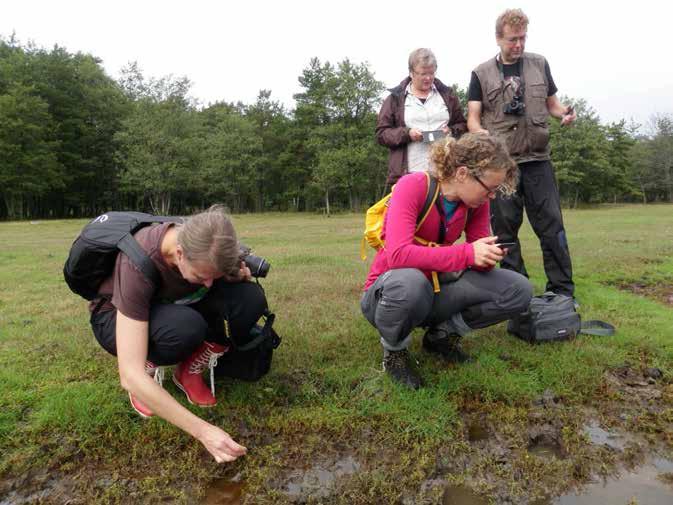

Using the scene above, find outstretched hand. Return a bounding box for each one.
[472,236,505,267]
[199,424,247,463]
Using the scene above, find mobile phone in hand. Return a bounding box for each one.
[496,242,516,250]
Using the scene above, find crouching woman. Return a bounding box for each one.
[361,133,533,389]
[90,205,267,462]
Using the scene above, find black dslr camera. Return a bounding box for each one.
[503,94,526,115]
[239,244,270,278]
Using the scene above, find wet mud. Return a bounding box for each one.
[202,479,244,505]
[3,366,670,504]
[0,470,78,505]
[281,455,360,503]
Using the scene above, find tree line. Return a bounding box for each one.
[1,36,672,219]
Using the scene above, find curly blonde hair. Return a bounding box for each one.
[496,8,529,38]
[429,133,518,196]
[176,204,240,276]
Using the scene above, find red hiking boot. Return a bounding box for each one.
[172,341,227,407]
[129,361,164,418]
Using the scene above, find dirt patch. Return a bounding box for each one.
[281,455,360,503]
[0,470,79,505]
[611,280,673,306]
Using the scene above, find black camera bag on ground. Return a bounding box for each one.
[64,211,182,300]
[507,292,615,344]
[215,309,281,382]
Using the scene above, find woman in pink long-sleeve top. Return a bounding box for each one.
[361,133,533,389]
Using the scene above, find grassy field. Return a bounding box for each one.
[1,205,672,504]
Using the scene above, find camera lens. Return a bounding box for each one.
[244,254,270,278]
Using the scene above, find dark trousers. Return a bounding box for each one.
[90,281,268,366]
[490,159,574,297]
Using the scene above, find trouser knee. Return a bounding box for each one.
[502,272,534,314]
[148,304,208,365]
[363,269,433,346]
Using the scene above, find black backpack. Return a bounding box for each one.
[507,292,615,344]
[63,212,182,300]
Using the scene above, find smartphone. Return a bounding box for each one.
[496,242,516,249]
[422,130,446,143]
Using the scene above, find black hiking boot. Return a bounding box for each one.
[383,349,422,390]
[423,326,472,363]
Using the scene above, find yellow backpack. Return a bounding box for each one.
[360,171,440,259]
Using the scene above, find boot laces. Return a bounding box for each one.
[145,361,164,387]
[187,344,226,397]
[383,349,415,371]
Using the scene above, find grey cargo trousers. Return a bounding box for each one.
[361,268,533,351]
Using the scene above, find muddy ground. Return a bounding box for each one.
[3,283,672,504]
[2,362,671,505]
[612,281,673,308]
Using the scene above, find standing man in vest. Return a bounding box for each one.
[467,8,577,300]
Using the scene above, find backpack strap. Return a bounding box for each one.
[579,320,616,337]
[131,216,184,233]
[416,172,440,230]
[411,173,442,294]
[119,216,183,288]
[228,310,281,352]
[117,234,162,289]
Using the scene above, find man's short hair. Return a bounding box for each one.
[495,8,529,38]
[408,48,437,73]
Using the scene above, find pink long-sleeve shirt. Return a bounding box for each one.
[363,171,492,291]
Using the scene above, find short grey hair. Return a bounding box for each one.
[408,48,437,73]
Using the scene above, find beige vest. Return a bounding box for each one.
[474,52,551,163]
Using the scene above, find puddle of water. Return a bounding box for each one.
[653,457,673,473]
[443,484,490,505]
[467,422,490,442]
[528,433,564,460]
[583,421,627,451]
[528,442,564,460]
[285,455,360,500]
[202,479,244,505]
[551,459,673,505]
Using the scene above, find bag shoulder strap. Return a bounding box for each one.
[118,215,183,288]
[117,233,161,288]
[416,172,440,230]
[131,215,183,233]
[580,320,616,337]
[231,310,281,352]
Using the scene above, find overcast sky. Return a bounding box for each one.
[3,0,672,129]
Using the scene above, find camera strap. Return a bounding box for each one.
[496,54,525,96]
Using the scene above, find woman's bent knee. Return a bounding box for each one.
[372,269,433,343]
[503,272,533,312]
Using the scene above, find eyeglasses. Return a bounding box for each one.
[472,174,501,196]
[503,35,526,45]
[412,69,436,79]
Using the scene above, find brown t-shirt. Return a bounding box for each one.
[90,223,207,321]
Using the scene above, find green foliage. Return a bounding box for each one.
[295,58,387,213]
[0,83,63,218]
[2,36,672,218]
[116,96,202,214]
